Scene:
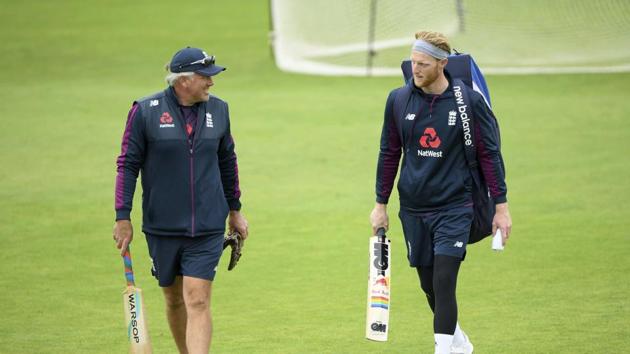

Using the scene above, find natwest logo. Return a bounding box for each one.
[159,112,175,128]
[160,112,173,124]
[419,127,441,148]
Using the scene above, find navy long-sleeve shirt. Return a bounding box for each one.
[376,77,507,212]
[115,87,241,237]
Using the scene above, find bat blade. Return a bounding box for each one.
[365,230,391,341]
[123,286,152,353]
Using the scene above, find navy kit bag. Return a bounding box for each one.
[396,53,498,244]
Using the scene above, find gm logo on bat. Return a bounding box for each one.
[373,242,389,276]
[371,322,387,332]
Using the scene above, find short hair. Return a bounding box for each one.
[165,70,195,86]
[415,31,451,55]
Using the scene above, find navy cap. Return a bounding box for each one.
[169,47,226,77]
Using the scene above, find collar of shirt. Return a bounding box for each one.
[179,104,198,137]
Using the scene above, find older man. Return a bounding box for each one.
[114,46,248,353]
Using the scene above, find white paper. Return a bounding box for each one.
[492,229,504,251]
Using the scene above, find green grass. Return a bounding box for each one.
[1,1,629,353]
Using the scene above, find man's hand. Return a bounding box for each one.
[493,202,512,246]
[370,203,389,235]
[228,210,249,240]
[113,220,133,256]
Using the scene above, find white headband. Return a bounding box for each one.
[412,39,449,60]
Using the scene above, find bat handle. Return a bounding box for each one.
[122,246,135,287]
[376,227,387,241]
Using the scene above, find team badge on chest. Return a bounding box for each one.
[448,110,457,126]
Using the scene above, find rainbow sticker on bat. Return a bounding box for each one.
[370,277,390,310]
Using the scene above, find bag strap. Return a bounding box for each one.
[452,79,477,170]
[453,78,489,197]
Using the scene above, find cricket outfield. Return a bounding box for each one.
[0,1,628,353]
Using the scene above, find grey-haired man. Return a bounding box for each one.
[114,46,249,353]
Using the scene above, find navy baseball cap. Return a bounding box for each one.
[169,47,226,77]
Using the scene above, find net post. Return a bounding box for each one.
[456,0,465,33]
[366,0,378,76]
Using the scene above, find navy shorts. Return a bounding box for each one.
[145,234,224,287]
[398,205,473,267]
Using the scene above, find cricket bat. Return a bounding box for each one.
[122,247,152,354]
[365,227,391,341]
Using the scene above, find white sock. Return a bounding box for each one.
[434,333,454,354]
[453,322,466,346]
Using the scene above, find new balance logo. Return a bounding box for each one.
[149,99,159,107]
[206,113,214,127]
[453,85,473,146]
[454,241,464,248]
[405,113,416,121]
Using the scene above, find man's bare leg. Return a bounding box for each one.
[162,276,189,353]
[183,276,212,354]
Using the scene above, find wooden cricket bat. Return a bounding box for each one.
[365,228,391,341]
[122,247,152,354]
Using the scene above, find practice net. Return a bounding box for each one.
[270,0,630,75]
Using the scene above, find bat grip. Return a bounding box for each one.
[122,247,135,287]
[376,227,385,242]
